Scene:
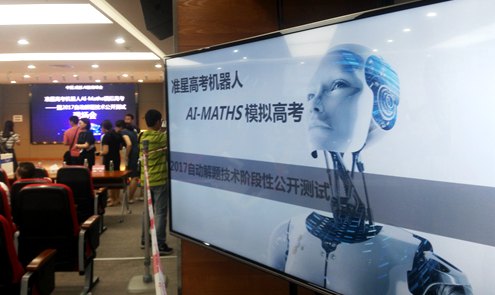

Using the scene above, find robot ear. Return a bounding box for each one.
[364,55,400,130]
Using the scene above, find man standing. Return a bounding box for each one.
[124,113,139,134]
[115,120,139,203]
[63,116,80,164]
[140,109,172,255]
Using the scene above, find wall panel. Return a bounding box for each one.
[181,240,292,295]
[177,0,279,52]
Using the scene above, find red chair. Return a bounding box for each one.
[10,178,52,226]
[0,167,10,190]
[0,215,56,295]
[33,167,49,178]
[15,183,100,294]
[0,185,16,232]
[56,166,107,227]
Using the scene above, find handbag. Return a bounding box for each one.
[0,142,7,153]
[63,150,72,163]
[0,135,11,153]
[63,130,78,164]
[0,152,14,175]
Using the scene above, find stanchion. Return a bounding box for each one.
[127,140,159,293]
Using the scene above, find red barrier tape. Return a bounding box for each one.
[142,147,168,295]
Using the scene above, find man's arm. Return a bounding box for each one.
[122,134,132,158]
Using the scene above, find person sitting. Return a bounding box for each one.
[15,162,36,180]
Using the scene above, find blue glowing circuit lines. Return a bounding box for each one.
[306,211,382,253]
[365,55,400,131]
[407,235,473,295]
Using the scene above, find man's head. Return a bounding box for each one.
[124,113,134,124]
[101,120,113,133]
[145,109,162,130]
[307,44,399,153]
[16,162,35,179]
[115,120,126,133]
[69,116,79,126]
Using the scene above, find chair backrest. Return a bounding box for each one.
[0,185,15,232]
[56,166,96,224]
[16,183,80,269]
[10,178,52,225]
[33,167,49,178]
[0,168,10,190]
[0,214,24,293]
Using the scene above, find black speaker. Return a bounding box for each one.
[140,0,173,40]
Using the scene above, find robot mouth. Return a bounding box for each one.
[309,120,334,131]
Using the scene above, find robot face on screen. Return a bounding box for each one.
[307,44,400,153]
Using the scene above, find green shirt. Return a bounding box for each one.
[139,130,168,187]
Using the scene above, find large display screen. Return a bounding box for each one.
[166,0,495,294]
[30,83,136,143]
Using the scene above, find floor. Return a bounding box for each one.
[51,195,181,295]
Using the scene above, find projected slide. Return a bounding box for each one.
[166,0,495,294]
[30,83,136,143]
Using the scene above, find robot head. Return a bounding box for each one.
[307,44,400,153]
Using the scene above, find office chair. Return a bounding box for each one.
[0,214,57,295]
[15,183,100,294]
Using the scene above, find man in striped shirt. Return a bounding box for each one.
[139,109,172,255]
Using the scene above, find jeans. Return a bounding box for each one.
[142,184,169,246]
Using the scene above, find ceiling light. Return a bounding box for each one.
[18,39,29,45]
[115,37,125,44]
[52,80,59,83]
[122,73,129,78]
[91,64,99,69]
[23,74,30,78]
[154,64,162,68]
[27,64,36,69]
[73,74,79,78]
[427,12,437,17]
[403,28,411,32]
[95,79,101,83]
[138,79,144,83]
[10,80,16,84]
[0,52,159,62]
[0,4,112,25]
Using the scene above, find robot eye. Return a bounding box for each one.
[330,79,350,91]
[307,93,315,101]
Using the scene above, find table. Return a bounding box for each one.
[91,170,132,223]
